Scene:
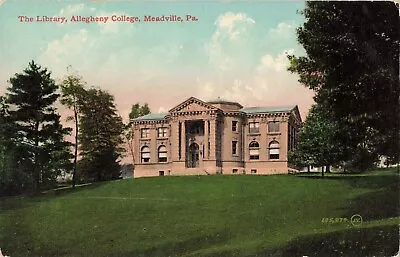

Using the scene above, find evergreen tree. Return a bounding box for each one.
[79,88,124,181]
[5,61,72,192]
[288,2,399,171]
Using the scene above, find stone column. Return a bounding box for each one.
[170,120,178,161]
[181,120,186,161]
[209,118,216,159]
[204,119,209,159]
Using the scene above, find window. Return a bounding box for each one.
[232,121,238,132]
[158,145,168,162]
[249,141,259,160]
[141,146,150,163]
[157,127,168,138]
[141,128,150,138]
[159,171,164,176]
[232,169,238,174]
[269,141,280,160]
[232,141,238,155]
[251,169,257,174]
[268,121,280,133]
[249,122,260,134]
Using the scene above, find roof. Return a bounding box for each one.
[133,113,168,121]
[240,106,296,114]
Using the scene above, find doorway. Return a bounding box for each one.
[187,143,200,168]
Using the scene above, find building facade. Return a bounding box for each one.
[132,97,302,178]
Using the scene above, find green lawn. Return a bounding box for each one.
[1,168,399,257]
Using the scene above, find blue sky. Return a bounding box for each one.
[0,0,314,120]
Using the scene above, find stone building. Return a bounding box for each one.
[132,97,301,177]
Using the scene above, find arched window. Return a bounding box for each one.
[158,145,168,162]
[269,141,280,160]
[141,146,150,163]
[249,141,259,160]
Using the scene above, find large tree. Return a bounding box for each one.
[5,61,72,192]
[288,1,399,171]
[79,88,125,181]
[60,68,86,188]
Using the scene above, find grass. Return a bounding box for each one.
[0,167,399,257]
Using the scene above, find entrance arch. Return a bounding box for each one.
[187,143,200,168]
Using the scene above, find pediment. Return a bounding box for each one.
[169,97,219,113]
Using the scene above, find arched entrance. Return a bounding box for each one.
[187,143,200,168]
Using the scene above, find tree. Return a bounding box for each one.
[60,67,86,188]
[79,88,124,181]
[124,103,151,173]
[289,105,346,176]
[288,2,400,171]
[128,103,150,120]
[5,61,72,193]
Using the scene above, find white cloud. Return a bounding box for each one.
[268,21,296,37]
[38,29,97,76]
[57,3,87,17]
[206,12,256,72]
[215,12,255,40]
[257,49,294,72]
[157,107,167,113]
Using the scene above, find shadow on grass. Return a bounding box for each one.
[106,231,231,257]
[297,171,400,221]
[263,225,399,257]
[0,182,106,212]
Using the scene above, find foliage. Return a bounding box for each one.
[3,61,72,193]
[289,105,347,175]
[0,96,31,195]
[124,103,151,170]
[78,88,125,181]
[128,103,150,120]
[60,68,87,188]
[288,2,400,171]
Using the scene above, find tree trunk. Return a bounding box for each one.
[34,120,40,193]
[321,166,325,177]
[72,104,78,189]
[307,165,310,173]
[326,165,331,173]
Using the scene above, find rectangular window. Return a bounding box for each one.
[141,128,150,138]
[158,151,167,163]
[249,151,260,160]
[141,152,150,163]
[157,127,168,138]
[159,171,164,176]
[232,121,238,132]
[232,169,238,174]
[232,141,237,155]
[249,122,260,134]
[268,121,280,133]
[251,169,257,174]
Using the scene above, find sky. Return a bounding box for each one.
[0,0,315,122]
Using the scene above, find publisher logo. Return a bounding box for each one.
[350,214,363,226]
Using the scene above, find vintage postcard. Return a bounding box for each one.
[0,0,399,256]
